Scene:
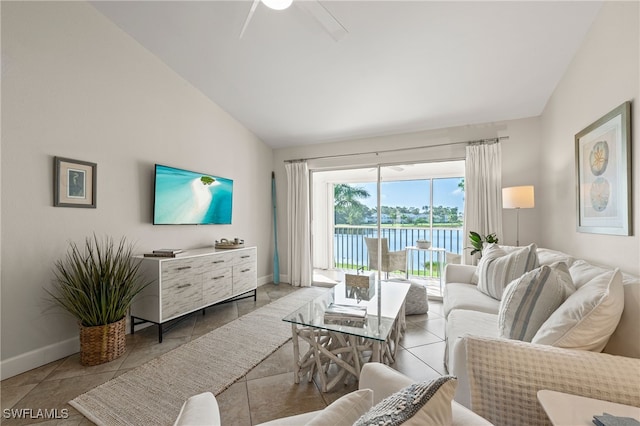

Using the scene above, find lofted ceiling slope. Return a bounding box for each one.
[91,1,602,148]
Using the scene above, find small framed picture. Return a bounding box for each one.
[575,101,631,235]
[54,157,97,208]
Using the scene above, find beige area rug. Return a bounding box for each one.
[70,286,327,426]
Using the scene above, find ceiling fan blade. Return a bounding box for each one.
[297,0,348,41]
[240,0,261,39]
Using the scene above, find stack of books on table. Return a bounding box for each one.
[143,249,183,258]
[324,303,367,327]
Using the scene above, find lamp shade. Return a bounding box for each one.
[503,186,535,209]
[261,0,293,10]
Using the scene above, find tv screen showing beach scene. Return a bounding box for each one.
[153,164,233,225]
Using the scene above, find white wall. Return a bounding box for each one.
[539,1,639,275]
[273,117,542,277]
[1,2,273,378]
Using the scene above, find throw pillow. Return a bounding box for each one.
[306,389,373,426]
[498,263,574,342]
[173,392,220,426]
[532,269,624,351]
[354,376,457,426]
[476,243,539,300]
[569,259,610,288]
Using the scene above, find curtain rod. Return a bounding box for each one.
[284,136,508,163]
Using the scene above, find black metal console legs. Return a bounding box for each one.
[130,288,258,343]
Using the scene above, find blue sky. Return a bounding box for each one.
[358,178,464,210]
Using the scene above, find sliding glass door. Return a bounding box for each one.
[311,161,464,297]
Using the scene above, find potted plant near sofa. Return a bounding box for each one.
[47,235,149,366]
[468,231,499,257]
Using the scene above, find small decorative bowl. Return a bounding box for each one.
[416,240,431,249]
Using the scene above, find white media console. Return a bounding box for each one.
[130,246,257,342]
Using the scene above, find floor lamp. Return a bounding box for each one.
[502,186,535,246]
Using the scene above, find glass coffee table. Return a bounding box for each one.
[282,279,410,392]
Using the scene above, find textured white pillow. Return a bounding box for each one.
[569,259,611,288]
[532,269,624,351]
[173,392,220,426]
[306,389,373,426]
[537,248,575,267]
[354,376,457,426]
[498,263,574,342]
[476,243,539,300]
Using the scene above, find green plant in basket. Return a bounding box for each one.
[48,234,148,326]
[468,231,499,256]
[47,235,149,365]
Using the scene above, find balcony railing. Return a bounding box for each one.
[333,225,463,277]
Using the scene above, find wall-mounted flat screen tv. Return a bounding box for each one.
[153,164,233,225]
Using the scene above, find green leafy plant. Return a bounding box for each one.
[47,235,149,327]
[468,231,499,256]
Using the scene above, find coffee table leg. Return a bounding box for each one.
[371,341,381,363]
[292,323,301,384]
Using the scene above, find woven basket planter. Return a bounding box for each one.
[79,317,126,366]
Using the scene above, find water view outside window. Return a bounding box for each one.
[333,177,464,277]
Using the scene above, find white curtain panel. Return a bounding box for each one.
[285,161,312,287]
[463,142,503,265]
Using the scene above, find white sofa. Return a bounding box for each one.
[174,363,492,425]
[443,248,640,426]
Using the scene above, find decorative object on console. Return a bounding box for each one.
[575,101,631,236]
[54,156,97,208]
[46,235,149,365]
[214,238,245,249]
[502,185,535,246]
[143,249,184,258]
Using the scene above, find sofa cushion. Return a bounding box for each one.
[532,269,624,351]
[354,376,457,426]
[476,243,539,300]
[536,248,575,267]
[443,283,500,319]
[604,277,640,358]
[445,310,499,408]
[498,263,574,342]
[306,389,373,426]
[569,259,611,288]
[446,309,499,372]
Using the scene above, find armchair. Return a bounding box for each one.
[364,237,406,278]
[463,335,640,426]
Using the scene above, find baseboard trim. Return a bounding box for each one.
[1,336,79,380]
[258,274,290,286]
[3,276,289,380]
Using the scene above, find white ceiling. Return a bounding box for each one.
[91,1,602,148]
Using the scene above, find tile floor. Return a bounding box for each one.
[1,283,447,425]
